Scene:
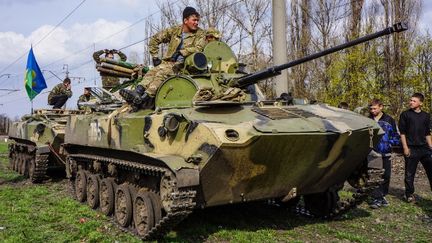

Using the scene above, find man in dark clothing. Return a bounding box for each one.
[399,93,432,203]
[48,77,73,109]
[368,98,400,208]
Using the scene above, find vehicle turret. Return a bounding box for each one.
[155,22,407,108]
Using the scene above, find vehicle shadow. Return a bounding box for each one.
[164,200,371,242]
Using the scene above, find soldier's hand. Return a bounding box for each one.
[152,57,162,67]
[104,49,109,53]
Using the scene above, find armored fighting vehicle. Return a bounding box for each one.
[8,87,122,183]
[63,23,407,240]
[8,109,83,182]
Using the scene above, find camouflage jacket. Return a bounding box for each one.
[93,50,127,64]
[149,25,206,61]
[48,83,73,103]
[77,94,93,110]
[78,94,91,103]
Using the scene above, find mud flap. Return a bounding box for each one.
[367,150,383,169]
[175,168,200,188]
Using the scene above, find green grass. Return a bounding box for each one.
[1,140,432,242]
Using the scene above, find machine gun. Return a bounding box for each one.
[231,22,408,88]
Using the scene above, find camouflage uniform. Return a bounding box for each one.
[140,25,206,96]
[77,94,92,110]
[93,50,127,90]
[205,27,221,42]
[48,83,73,108]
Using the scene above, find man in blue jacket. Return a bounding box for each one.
[368,98,400,208]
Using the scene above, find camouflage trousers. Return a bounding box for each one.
[101,76,120,90]
[139,61,179,96]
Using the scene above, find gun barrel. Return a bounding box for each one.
[235,22,408,88]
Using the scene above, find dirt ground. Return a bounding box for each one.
[390,154,431,198]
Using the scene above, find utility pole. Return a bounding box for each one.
[272,0,290,96]
[63,64,70,78]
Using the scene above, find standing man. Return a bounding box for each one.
[120,6,206,109]
[399,93,432,203]
[48,77,72,109]
[93,49,127,90]
[368,98,400,208]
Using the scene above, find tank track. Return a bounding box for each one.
[69,154,196,241]
[293,167,384,218]
[9,143,49,183]
[32,154,49,183]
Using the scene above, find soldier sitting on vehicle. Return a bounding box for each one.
[205,27,221,42]
[47,77,73,109]
[93,49,127,90]
[77,87,94,110]
[119,6,206,111]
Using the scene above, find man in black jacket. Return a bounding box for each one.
[399,93,432,203]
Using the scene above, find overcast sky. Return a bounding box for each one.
[0,0,431,118]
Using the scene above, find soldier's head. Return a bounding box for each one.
[206,27,221,42]
[410,92,424,110]
[338,101,349,110]
[84,87,91,97]
[369,98,383,117]
[105,50,114,59]
[182,6,200,32]
[63,77,71,86]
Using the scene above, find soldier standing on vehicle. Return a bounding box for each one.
[119,6,206,109]
[368,98,400,209]
[93,49,127,90]
[47,77,72,109]
[399,93,432,203]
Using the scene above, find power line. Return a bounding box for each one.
[119,0,245,51]
[0,0,87,77]
[44,0,183,69]
[35,0,87,46]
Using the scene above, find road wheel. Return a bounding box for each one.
[86,174,100,209]
[21,154,29,177]
[134,190,155,237]
[28,158,36,182]
[99,178,115,216]
[17,153,24,174]
[9,150,15,169]
[304,188,339,217]
[75,170,88,202]
[115,184,133,227]
[14,153,20,173]
[147,191,162,225]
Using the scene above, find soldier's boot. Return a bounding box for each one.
[130,92,155,111]
[135,85,145,96]
[119,88,140,103]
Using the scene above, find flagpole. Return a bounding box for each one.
[31,100,34,114]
